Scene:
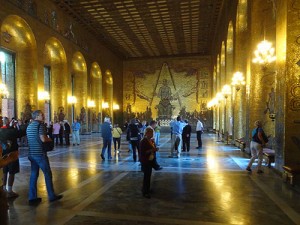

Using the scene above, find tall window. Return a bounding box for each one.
[0,49,16,118]
[44,66,51,123]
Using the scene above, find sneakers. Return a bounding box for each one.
[257,170,264,174]
[246,167,252,172]
[49,194,63,202]
[7,191,19,198]
[29,197,42,205]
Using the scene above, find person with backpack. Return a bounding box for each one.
[246,120,268,174]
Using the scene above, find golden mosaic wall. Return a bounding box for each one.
[123,56,212,126]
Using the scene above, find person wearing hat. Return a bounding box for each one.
[246,120,268,173]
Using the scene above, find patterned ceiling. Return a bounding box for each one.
[53,0,224,59]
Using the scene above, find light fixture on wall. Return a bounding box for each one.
[68,96,77,104]
[87,100,95,108]
[252,40,276,71]
[38,91,50,101]
[222,85,231,99]
[231,72,245,91]
[102,102,109,109]
[113,103,120,110]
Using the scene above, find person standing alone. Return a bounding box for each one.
[101,117,113,160]
[72,119,81,145]
[112,124,122,154]
[196,118,204,149]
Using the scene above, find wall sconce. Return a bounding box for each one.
[113,103,120,110]
[231,72,245,91]
[0,83,9,98]
[87,100,95,108]
[222,85,231,99]
[102,102,109,109]
[252,40,276,71]
[68,96,77,104]
[38,91,50,101]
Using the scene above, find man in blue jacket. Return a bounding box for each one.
[101,117,112,160]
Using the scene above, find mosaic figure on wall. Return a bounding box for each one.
[155,79,174,119]
[58,107,65,121]
[80,107,86,124]
[267,87,275,114]
[53,111,58,122]
[21,102,32,122]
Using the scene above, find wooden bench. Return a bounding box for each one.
[263,148,275,168]
[235,137,246,151]
[282,165,300,185]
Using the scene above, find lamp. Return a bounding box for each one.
[87,100,95,108]
[231,72,245,91]
[68,96,77,104]
[252,40,276,71]
[113,103,120,110]
[222,85,231,99]
[38,91,50,101]
[102,102,109,109]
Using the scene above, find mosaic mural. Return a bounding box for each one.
[123,61,212,127]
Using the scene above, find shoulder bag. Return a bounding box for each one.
[37,123,54,152]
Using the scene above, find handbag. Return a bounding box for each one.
[38,123,54,152]
[41,141,54,152]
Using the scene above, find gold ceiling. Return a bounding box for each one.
[53,0,224,59]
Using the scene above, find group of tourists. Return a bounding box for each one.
[0,108,268,207]
[46,119,81,146]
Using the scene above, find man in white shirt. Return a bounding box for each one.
[196,118,204,149]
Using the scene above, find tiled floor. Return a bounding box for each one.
[3,133,300,225]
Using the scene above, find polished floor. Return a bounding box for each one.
[3,133,300,225]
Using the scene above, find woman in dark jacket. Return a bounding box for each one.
[139,127,157,198]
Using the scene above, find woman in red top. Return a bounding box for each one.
[139,127,157,198]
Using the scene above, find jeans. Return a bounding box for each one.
[28,155,56,201]
[182,135,190,151]
[53,134,59,145]
[113,137,121,150]
[72,130,80,144]
[155,132,160,146]
[196,131,202,147]
[102,138,112,158]
[130,140,140,161]
[171,134,181,156]
[141,163,152,194]
[248,141,263,170]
